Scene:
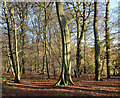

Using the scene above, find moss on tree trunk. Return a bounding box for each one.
[105,0,110,78]
[94,1,102,81]
[55,1,74,86]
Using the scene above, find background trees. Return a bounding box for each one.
[1,1,119,84]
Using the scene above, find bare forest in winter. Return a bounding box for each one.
[1,0,120,97]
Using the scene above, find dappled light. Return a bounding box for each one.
[1,0,119,97]
[2,72,120,96]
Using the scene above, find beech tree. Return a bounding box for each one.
[94,0,102,81]
[66,2,93,76]
[40,2,53,79]
[105,0,110,78]
[11,7,21,81]
[4,2,20,83]
[1,1,118,84]
[55,1,74,86]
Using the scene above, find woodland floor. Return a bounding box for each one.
[2,72,120,97]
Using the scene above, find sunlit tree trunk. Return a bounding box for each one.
[105,0,110,78]
[11,8,21,81]
[94,1,102,81]
[55,1,74,86]
[4,2,20,83]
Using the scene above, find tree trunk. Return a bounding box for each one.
[52,61,56,79]
[94,1,102,81]
[11,8,21,81]
[83,1,86,74]
[105,0,110,78]
[100,56,105,75]
[55,1,74,86]
[48,24,56,78]
[76,8,81,76]
[36,35,40,73]
[76,2,86,76]
[84,30,86,74]
[4,2,20,83]
[20,4,25,75]
[41,3,50,79]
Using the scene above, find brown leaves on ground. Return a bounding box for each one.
[2,72,120,96]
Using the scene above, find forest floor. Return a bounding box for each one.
[2,72,120,97]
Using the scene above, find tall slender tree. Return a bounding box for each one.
[67,2,91,76]
[94,0,102,81]
[76,2,81,76]
[105,0,110,78]
[55,1,74,86]
[11,8,21,81]
[20,3,26,75]
[16,2,28,75]
[4,2,20,83]
[84,28,87,74]
[40,2,53,79]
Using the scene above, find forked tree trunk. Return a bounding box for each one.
[94,0,102,81]
[4,2,20,83]
[11,8,21,81]
[76,1,86,76]
[105,0,110,78]
[55,1,74,86]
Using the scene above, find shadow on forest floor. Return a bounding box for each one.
[2,73,120,96]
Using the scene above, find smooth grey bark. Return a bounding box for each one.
[55,1,74,86]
